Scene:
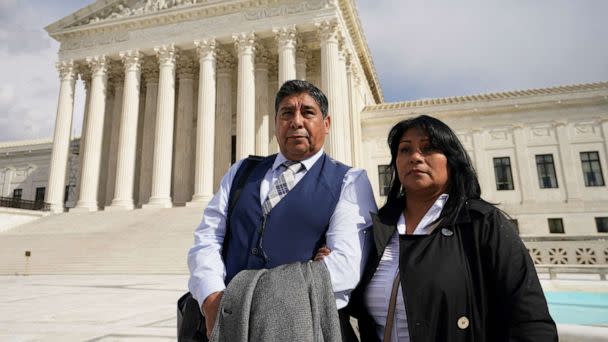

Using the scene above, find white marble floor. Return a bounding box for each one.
[0,275,188,342]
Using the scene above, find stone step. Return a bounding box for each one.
[0,206,206,275]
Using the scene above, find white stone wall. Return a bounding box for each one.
[362,86,608,236]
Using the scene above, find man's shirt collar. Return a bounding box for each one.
[273,149,324,172]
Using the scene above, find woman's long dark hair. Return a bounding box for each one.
[379,115,481,226]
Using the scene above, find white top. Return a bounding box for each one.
[188,149,378,310]
[364,194,449,341]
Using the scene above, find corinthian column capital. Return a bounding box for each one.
[195,38,216,61]
[273,25,297,50]
[120,50,143,72]
[316,20,340,44]
[177,55,196,79]
[141,56,159,83]
[255,43,271,66]
[233,32,256,56]
[86,55,109,76]
[216,48,235,72]
[56,60,76,81]
[154,44,178,66]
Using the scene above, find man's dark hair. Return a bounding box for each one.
[380,115,481,226]
[274,80,329,118]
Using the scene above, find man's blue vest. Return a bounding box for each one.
[224,153,349,284]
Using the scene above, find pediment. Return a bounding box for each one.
[45,0,229,34]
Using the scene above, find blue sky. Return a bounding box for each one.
[0,0,606,141]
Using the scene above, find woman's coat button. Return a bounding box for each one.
[457,316,469,329]
[441,228,454,237]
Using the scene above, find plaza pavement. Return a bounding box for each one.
[1,209,608,341]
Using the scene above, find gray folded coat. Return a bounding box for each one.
[209,261,343,342]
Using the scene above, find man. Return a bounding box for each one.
[187,80,376,337]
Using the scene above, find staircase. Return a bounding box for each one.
[0,206,205,275]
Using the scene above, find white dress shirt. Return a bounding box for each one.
[364,194,448,342]
[188,149,377,310]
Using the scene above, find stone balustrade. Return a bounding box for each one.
[522,235,608,279]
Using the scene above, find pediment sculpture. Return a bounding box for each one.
[77,0,205,27]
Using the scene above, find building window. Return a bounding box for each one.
[535,154,558,188]
[509,219,520,235]
[548,218,565,234]
[596,217,608,233]
[580,151,605,186]
[35,187,46,202]
[493,157,514,190]
[13,188,23,200]
[377,165,392,196]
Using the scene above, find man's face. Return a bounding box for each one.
[275,92,330,161]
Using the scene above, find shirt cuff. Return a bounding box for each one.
[194,278,227,314]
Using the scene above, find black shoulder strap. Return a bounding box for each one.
[222,155,264,258]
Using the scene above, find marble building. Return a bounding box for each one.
[42,0,380,213]
[2,0,605,236]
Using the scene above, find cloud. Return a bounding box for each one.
[0,1,87,142]
[356,0,608,101]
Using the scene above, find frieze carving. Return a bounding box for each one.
[71,0,215,27]
[489,130,508,141]
[573,122,600,137]
[243,0,326,21]
[530,127,552,138]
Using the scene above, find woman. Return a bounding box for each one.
[317,115,557,341]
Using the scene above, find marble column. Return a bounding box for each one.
[275,26,297,86]
[47,60,76,213]
[317,20,345,162]
[296,45,308,80]
[233,32,256,160]
[255,44,270,156]
[554,121,582,203]
[104,65,123,207]
[173,55,196,206]
[74,56,108,212]
[213,48,234,190]
[338,45,352,165]
[268,62,279,154]
[512,125,535,204]
[109,50,143,210]
[347,63,362,168]
[189,39,216,205]
[74,68,91,204]
[97,76,115,207]
[144,44,178,208]
[138,58,159,206]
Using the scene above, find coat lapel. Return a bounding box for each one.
[371,213,397,258]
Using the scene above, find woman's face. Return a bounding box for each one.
[396,128,449,198]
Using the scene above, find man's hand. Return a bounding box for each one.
[202,291,224,338]
[314,245,332,261]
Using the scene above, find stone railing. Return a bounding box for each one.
[522,235,608,279]
[0,197,50,211]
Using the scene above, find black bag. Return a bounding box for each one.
[177,292,208,342]
[177,156,264,342]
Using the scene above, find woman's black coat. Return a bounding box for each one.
[347,199,557,342]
